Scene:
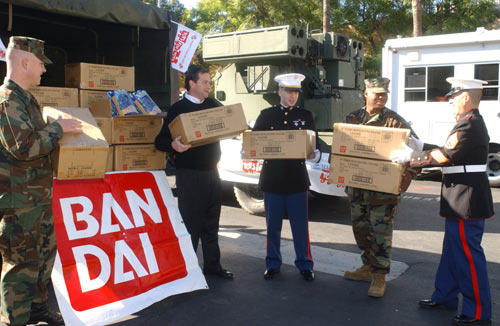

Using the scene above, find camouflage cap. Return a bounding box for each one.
[365,77,390,93]
[7,36,53,64]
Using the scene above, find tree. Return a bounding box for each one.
[412,0,422,36]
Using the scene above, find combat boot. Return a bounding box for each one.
[344,264,372,281]
[27,301,65,325]
[368,273,386,298]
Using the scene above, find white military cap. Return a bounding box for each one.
[445,78,487,98]
[275,73,305,92]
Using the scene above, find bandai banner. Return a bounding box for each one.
[51,171,207,326]
[170,21,202,73]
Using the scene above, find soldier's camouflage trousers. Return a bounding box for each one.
[348,189,400,274]
[0,205,56,326]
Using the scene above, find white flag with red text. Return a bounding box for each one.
[171,22,202,73]
[0,38,6,62]
[51,170,207,326]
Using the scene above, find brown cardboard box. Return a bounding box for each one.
[89,99,113,117]
[242,129,316,159]
[42,107,108,180]
[65,63,135,91]
[31,86,79,107]
[114,144,166,171]
[79,90,109,108]
[331,123,410,161]
[112,115,163,144]
[328,154,403,194]
[106,145,114,172]
[168,103,247,147]
[95,117,112,144]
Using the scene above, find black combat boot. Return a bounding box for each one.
[27,301,65,325]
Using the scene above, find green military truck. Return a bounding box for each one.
[0,0,178,108]
[202,25,366,214]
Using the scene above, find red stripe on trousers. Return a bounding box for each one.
[306,192,311,260]
[458,219,482,320]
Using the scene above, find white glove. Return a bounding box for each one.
[391,143,413,163]
[307,149,321,163]
[408,135,424,151]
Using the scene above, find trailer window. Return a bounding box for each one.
[404,68,426,101]
[404,66,454,102]
[475,64,499,101]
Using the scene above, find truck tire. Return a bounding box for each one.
[487,144,500,187]
[233,184,265,215]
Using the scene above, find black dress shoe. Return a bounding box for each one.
[300,270,315,281]
[204,268,234,279]
[264,269,280,280]
[453,314,491,325]
[418,299,443,309]
[27,301,65,325]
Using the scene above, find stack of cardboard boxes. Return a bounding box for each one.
[32,62,166,179]
[328,123,410,194]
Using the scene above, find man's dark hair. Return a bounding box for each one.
[185,66,209,91]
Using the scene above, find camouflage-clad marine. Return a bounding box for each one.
[0,36,72,326]
[343,77,417,298]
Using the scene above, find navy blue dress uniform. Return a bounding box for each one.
[253,73,319,280]
[393,78,494,324]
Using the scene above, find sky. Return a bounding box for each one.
[178,0,200,9]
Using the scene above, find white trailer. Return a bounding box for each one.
[382,27,500,186]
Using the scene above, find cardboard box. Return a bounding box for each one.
[88,99,113,117]
[112,115,163,144]
[328,154,403,194]
[114,144,166,171]
[242,129,316,159]
[168,103,247,147]
[331,123,410,161]
[31,86,79,107]
[65,63,135,91]
[106,145,114,172]
[42,107,109,180]
[95,117,112,144]
[79,90,109,108]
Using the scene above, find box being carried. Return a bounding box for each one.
[331,123,410,161]
[328,154,403,195]
[31,86,79,107]
[168,103,247,147]
[242,129,316,159]
[42,107,109,180]
[65,63,135,91]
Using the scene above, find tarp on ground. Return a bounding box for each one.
[0,0,172,30]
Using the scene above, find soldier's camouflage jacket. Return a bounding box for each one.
[0,79,62,208]
[344,106,417,204]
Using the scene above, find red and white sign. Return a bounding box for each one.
[0,38,6,62]
[51,171,207,326]
[170,21,202,73]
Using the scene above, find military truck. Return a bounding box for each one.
[202,26,365,214]
[0,0,178,109]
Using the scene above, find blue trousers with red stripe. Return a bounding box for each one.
[431,218,491,320]
[264,191,313,271]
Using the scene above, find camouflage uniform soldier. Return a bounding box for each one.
[343,77,418,297]
[0,37,82,326]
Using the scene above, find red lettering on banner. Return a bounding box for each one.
[52,172,187,312]
[178,30,189,42]
[0,50,5,59]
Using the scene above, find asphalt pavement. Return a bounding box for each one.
[79,180,500,326]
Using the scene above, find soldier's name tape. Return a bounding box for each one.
[442,164,487,174]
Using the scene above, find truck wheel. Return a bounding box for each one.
[233,184,265,215]
[487,144,500,187]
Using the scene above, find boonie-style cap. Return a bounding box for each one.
[445,77,487,98]
[7,36,53,64]
[275,73,305,92]
[364,77,390,93]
